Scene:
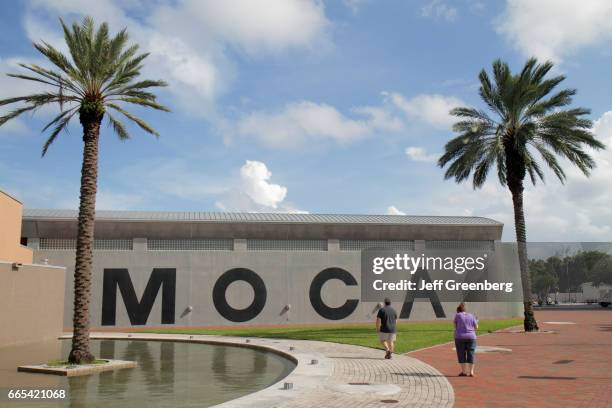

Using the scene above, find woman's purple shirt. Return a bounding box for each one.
[454,312,477,340]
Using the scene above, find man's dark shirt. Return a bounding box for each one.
[377,305,397,333]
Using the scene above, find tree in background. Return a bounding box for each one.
[0,17,169,363]
[570,251,612,287]
[439,58,605,331]
[529,259,559,303]
[530,250,612,299]
[588,257,612,286]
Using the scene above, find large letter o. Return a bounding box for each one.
[309,267,359,320]
[213,268,267,322]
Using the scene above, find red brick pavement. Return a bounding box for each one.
[410,310,612,408]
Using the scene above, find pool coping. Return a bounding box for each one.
[17,359,137,377]
[60,332,332,408]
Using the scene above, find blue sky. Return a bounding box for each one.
[1,0,612,241]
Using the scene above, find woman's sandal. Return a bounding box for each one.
[458,373,467,377]
[468,373,475,377]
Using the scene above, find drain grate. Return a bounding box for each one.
[380,400,399,404]
[553,359,574,364]
[348,382,370,385]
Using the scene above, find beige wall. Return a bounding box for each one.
[0,262,66,347]
[0,190,33,263]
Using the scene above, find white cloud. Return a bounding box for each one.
[216,160,306,213]
[239,160,287,208]
[496,0,612,62]
[421,0,457,21]
[232,91,465,149]
[97,158,306,213]
[405,146,439,163]
[387,206,406,215]
[352,106,404,132]
[20,0,330,115]
[150,0,329,55]
[145,34,220,103]
[236,100,403,148]
[114,158,304,213]
[385,92,464,129]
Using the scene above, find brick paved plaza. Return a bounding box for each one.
[411,309,612,408]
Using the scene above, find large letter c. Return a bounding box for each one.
[309,267,359,320]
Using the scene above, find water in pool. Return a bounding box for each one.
[0,339,296,407]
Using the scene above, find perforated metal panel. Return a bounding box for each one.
[339,240,416,251]
[147,239,234,251]
[425,240,495,251]
[94,239,133,251]
[39,238,133,251]
[39,239,75,250]
[247,239,328,251]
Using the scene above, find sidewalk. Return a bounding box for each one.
[410,310,612,408]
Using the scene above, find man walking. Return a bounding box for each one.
[376,298,398,359]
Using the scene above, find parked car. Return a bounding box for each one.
[599,291,612,308]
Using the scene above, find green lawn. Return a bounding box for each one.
[147,319,521,353]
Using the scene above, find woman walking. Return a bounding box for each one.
[454,303,478,377]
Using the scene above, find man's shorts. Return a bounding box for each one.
[378,332,397,342]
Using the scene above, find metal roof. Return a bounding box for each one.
[23,209,502,226]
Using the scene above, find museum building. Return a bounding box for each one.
[20,209,521,328]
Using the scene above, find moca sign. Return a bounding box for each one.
[100,267,446,326]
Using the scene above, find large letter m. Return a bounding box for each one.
[101,268,176,326]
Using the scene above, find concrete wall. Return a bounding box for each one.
[31,240,522,330]
[0,190,32,263]
[0,262,66,347]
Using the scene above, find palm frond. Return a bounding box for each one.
[0,105,38,126]
[0,15,169,145]
[41,112,74,156]
[112,97,170,112]
[41,107,78,133]
[106,112,130,140]
[33,41,80,81]
[107,103,159,136]
[440,57,604,191]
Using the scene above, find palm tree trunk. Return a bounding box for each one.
[68,117,101,364]
[510,186,539,332]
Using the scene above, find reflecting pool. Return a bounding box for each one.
[0,339,296,407]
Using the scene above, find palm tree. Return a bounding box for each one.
[0,17,169,362]
[438,58,604,331]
